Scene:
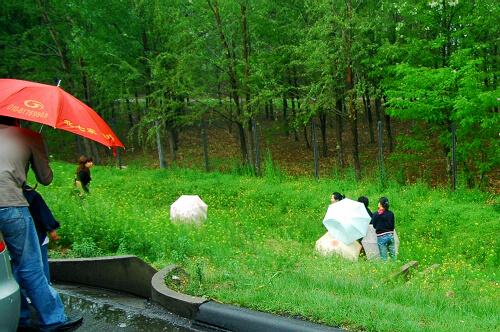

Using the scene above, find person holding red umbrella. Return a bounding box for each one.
[0,116,82,331]
[0,78,125,150]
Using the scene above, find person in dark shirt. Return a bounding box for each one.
[75,155,93,195]
[371,197,396,261]
[357,196,373,257]
[23,184,60,281]
[357,196,373,217]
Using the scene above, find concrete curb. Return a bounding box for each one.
[50,255,156,298]
[50,256,344,332]
[195,302,343,332]
[151,264,207,319]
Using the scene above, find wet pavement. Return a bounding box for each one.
[53,283,208,332]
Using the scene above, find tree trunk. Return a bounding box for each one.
[168,129,178,162]
[82,139,92,159]
[247,121,255,170]
[375,97,382,123]
[344,0,360,179]
[291,96,298,141]
[241,4,254,170]
[311,119,319,179]
[377,121,386,187]
[80,58,101,164]
[76,136,84,156]
[382,98,394,152]
[270,100,276,121]
[134,91,142,122]
[36,0,72,87]
[291,68,300,142]
[111,102,122,166]
[492,44,498,91]
[319,111,328,157]
[282,95,289,136]
[125,98,136,149]
[208,0,248,163]
[303,125,310,149]
[201,118,209,172]
[156,121,167,169]
[335,99,345,168]
[126,98,135,130]
[362,93,375,143]
[252,119,261,176]
[384,113,394,153]
[236,121,248,164]
[348,94,361,180]
[90,141,100,165]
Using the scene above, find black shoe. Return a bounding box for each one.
[17,325,38,332]
[40,314,83,332]
[17,318,38,332]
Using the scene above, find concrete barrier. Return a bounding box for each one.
[196,302,343,332]
[50,255,156,298]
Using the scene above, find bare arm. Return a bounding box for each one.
[28,130,53,185]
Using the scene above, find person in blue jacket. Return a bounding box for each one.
[23,184,60,281]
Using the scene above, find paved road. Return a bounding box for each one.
[54,283,207,332]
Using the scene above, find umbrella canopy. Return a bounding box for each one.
[170,195,208,225]
[323,198,371,244]
[315,232,362,261]
[361,225,400,260]
[0,79,124,148]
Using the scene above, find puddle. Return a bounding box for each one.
[54,284,196,332]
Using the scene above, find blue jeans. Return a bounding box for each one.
[377,233,396,261]
[41,243,51,282]
[0,206,66,326]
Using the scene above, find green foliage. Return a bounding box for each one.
[38,161,499,332]
[262,149,282,181]
[1,0,497,183]
[71,237,103,258]
[381,0,499,186]
[386,65,456,124]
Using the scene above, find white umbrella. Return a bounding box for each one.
[322,198,371,244]
[361,225,400,260]
[170,195,208,225]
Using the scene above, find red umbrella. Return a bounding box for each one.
[0,78,124,149]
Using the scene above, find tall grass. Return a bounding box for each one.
[34,161,499,332]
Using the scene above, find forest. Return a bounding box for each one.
[1,0,498,188]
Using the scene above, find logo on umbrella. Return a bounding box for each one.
[7,101,48,119]
[24,100,45,110]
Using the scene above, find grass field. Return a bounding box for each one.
[35,161,499,332]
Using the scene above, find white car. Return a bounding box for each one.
[0,232,20,332]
